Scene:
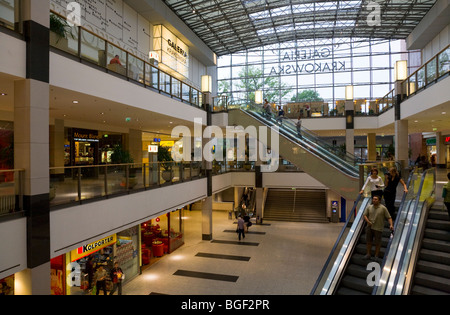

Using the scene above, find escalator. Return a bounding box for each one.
[311,168,417,295]
[227,105,360,200]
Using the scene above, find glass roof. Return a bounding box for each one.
[163,0,437,56]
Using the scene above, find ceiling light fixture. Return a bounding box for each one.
[0,93,7,96]
[72,100,79,104]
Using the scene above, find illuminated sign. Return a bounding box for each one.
[445,136,450,144]
[148,145,158,153]
[73,132,101,142]
[71,235,116,261]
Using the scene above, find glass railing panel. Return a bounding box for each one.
[0,0,20,32]
[106,43,127,76]
[182,84,191,103]
[105,164,128,195]
[172,78,181,99]
[417,67,425,90]
[80,28,106,66]
[438,47,450,77]
[50,168,80,206]
[128,55,144,83]
[426,58,437,83]
[49,18,79,55]
[160,71,172,94]
[0,169,24,216]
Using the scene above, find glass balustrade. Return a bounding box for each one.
[49,11,203,110]
[0,169,25,217]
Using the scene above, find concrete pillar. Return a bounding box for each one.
[436,132,446,168]
[367,133,377,162]
[50,119,65,179]
[395,120,409,165]
[201,196,213,240]
[128,129,143,164]
[255,188,263,224]
[345,100,354,156]
[13,0,51,295]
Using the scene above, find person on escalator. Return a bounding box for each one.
[275,106,285,125]
[443,172,450,220]
[383,167,408,219]
[296,113,303,139]
[263,99,271,118]
[363,195,394,262]
[360,168,384,200]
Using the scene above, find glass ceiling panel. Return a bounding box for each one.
[163,0,438,56]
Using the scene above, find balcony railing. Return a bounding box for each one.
[402,44,450,98]
[0,169,24,217]
[49,11,203,110]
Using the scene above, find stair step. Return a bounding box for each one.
[416,260,450,279]
[427,219,450,231]
[419,248,450,265]
[421,238,450,253]
[411,284,450,295]
[414,272,450,293]
[424,228,450,242]
[428,210,450,221]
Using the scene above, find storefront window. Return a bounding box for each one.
[0,275,14,295]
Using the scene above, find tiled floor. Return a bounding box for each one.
[122,210,344,295]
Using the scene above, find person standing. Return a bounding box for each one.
[109,262,124,295]
[383,167,408,219]
[237,215,245,241]
[296,113,303,139]
[443,172,450,219]
[360,168,384,199]
[363,195,394,261]
[94,265,108,295]
[275,106,285,125]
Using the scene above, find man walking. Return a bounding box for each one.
[237,215,245,241]
[363,195,393,261]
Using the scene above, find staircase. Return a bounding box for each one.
[411,207,450,295]
[264,189,328,223]
[336,221,392,295]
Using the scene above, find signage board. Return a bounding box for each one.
[71,235,117,262]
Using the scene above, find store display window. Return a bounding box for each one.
[0,275,14,295]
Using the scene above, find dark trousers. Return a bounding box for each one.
[238,228,245,240]
[384,191,396,218]
[109,281,122,295]
[96,280,107,295]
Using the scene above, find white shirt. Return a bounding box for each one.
[362,175,384,191]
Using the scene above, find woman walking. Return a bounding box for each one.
[383,167,408,219]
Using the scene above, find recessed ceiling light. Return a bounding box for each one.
[72,100,79,104]
[0,93,7,96]
[442,112,446,115]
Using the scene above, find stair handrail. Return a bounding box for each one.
[310,193,366,294]
[372,167,417,294]
[382,167,436,294]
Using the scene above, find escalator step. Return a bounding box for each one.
[427,219,450,231]
[416,260,450,279]
[428,210,450,221]
[336,286,369,295]
[340,275,373,294]
[411,285,450,295]
[345,263,371,279]
[414,272,450,293]
[424,228,450,242]
[421,238,450,253]
[420,249,450,265]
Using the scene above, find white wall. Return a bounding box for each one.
[0,218,27,280]
[422,25,450,63]
[50,178,207,258]
[0,32,26,78]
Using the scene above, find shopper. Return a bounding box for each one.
[275,106,285,125]
[263,99,271,118]
[360,168,384,199]
[383,167,408,219]
[296,113,303,139]
[109,262,124,295]
[237,215,245,241]
[363,195,394,261]
[110,54,122,65]
[443,172,450,219]
[94,265,108,295]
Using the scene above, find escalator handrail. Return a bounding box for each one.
[234,106,360,178]
[231,103,360,165]
[388,167,435,294]
[371,167,416,295]
[310,193,363,294]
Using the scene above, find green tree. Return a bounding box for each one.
[236,66,291,104]
[291,89,323,102]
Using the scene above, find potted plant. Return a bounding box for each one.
[110,145,136,188]
[50,13,74,49]
[157,146,174,182]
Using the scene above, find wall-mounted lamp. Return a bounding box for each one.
[345,85,353,101]
[395,60,408,81]
[255,90,263,104]
[201,75,212,93]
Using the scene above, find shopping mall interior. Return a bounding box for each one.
[0,0,449,298]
